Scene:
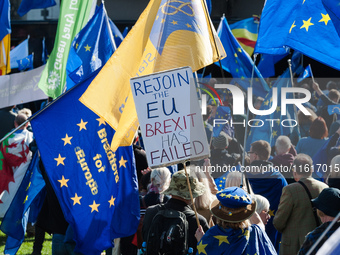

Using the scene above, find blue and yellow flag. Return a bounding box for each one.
[0,152,46,255]
[286,0,340,71]
[245,67,298,151]
[66,4,118,90]
[0,0,10,42]
[297,65,313,83]
[230,16,259,56]
[80,0,226,151]
[30,70,140,255]
[17,54,34,72]
[197,224,276,255]
[215,16,269,98]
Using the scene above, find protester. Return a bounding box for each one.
[298,188,340,255]
[142,170,209,255]
[253,194,271,226]
[195,187,276,255]
[273,154,328,255]
[296,117,328,158]
[246,140,288,252]
[289,108,317,145]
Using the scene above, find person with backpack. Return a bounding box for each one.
[142,170,209,255]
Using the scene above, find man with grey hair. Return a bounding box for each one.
[270,135,297,183]
[273,154,328,255]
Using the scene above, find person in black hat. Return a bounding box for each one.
[298,188,340,255]
[195,187,277,255]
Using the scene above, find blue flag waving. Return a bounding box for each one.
[286,0,340,71]
[17,54,34,71]
[322,0,340,38]
[297,65,313,83]
[0,152,46,255]
[246,68,299,151]
[30,69,140,255]
[66,4,119,90]
[17,0,56,17]
[257,53,288,78]
[0,0,10,42]
[10,38,29,69]
[215,16,270,98]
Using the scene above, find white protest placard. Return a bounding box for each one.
[130,66,210,167]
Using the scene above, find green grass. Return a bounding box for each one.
[0,228,52,255]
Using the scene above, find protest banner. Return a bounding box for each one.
[130,66,210,167]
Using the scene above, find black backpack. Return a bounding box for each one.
[145,206,190,255]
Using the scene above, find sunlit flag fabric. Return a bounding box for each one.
[38,0,95,99]
[0,0,11,42]
[0,152,45,255]
[10,37,29,69]
[0,128,34,217]
[286,0,340,71]
[245,68,298,151]
[254,0,300,55]
[17,0,56,17]
[66,4,117,90]
[215,16,269,98]
[17,54,34,72]
[80,0,226,151]
[297,65,313,83]
[230,16,259,56]
[0,34,11,75]
[30,69,140,255]
[322,0,340,37]
[196,224,276,255]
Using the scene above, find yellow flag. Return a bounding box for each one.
[0,34,11,75]
[80,0,226,151]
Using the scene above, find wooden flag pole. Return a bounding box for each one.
[183,162,201,227]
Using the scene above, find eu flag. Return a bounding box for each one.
[211,106,233,138]
[254,0,301,55]
[245,68,298,151]
[297,65,313,83]
[66,4,118,90]
[30,69,140,255]
[215,16,270,98]
[10,37,29,69]
[322,0,340,38]
[286,0,340,71]
[0,151,46,255]
[17,0,56,17]
[17,54,34,72]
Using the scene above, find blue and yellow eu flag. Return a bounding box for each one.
[286,0,340,71]
[17,54,34,71]
[245,68,298,151]
[30,69,140,255]
[66,4,118,90]
[211,106,232,138]
[0,0,11,42]
[197,224,276,255]
[0,152,46,255]
[80,0,226,152]
[215,16,269,98]
[297,65,313,83]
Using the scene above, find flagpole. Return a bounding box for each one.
[102,0,117,51]
[309,64,315,84]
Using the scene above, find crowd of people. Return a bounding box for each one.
[0,77,340,255]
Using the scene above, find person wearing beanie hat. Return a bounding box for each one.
[298,188,340,255]
[142,170,209,255]
[195,187,277,255]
